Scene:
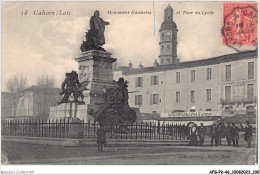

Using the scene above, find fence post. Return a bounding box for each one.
[82,119,84,138]
[179,123,182,139]
[130,123,133,139]
[115,125,118,139]
[158,122,161,140]
[120,125,123,139]
[149,122,152,140]
[162,123,165,140]
[34,119,37,137]
[141,122,143,139]
[153,123,155,139]
[135,122,138,139]
[110,124,113,139]
[29,119,32,137]
[175,123,178,139]
[87,119,90,139]
[145,122,147,139]
[38,119,40,137]
[93,122,96,138]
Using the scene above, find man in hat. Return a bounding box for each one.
[225,122,232,146]
[97,127,107,152]
[189,124,198,146]
[197,123,206,146]
[231,123,240,147]
[240,121,253,148]
[210,123,218,146]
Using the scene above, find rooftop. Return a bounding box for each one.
[20,86,61,95]
[115,50,257,76]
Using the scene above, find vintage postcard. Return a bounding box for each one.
[1,1,259,174]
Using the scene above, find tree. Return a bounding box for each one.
[37,75,56,88]
[6,75,27,93]
[36,75,57,118]
[5,75,28,116]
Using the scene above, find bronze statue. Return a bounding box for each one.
[58,71,89,105]
[81,10,109,52]
[117,78,129,106]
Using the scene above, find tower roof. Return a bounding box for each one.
[160,20,177,30]
[165,4,173,11]
[160,4,177,30]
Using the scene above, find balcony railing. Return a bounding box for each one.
[220,96,257,105]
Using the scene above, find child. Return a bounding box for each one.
[97,127,107,152]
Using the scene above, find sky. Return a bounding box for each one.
[1,1,255,92]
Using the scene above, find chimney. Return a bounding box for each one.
[138,62,143,70]
[154,59,159,68]
[128,61,133,71]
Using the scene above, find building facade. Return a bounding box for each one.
[14,86,61,118]
[114,5,258,116]
[1,92,15,118]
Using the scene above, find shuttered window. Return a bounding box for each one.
[135,77,143,87]
[135,95,142,105]
[151,75,159,85]
[150,94,159,105]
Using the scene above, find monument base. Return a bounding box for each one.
[49,102,95,121]
[49,50,142,123]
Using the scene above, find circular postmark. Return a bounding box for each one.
[222,3,258,51]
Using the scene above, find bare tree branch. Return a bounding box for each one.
[37,75,56,88]
[6,75,27,93]
[5,75,28,116]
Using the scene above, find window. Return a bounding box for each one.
[225,65,231,81]
[150,94,159,105]
[167,45,170,49]
[247,84,254,99]
[190,90,195,103]
[225,106,232,111]
[176,91,180,103]
[161,33,164,38]
[206,89,211,101]
[135,95,142,105]
[161,46,164,50]
[248,62,254,79]
[176,72,180,83]
[206,108,212,111]
[161,59,164,64]
[225,86,231,101]
[206,68,212,80]
[191,70,195,82]
[151,75,159,85]
[190,109,195,112]
[135,77,143,87]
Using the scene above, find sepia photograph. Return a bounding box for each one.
[1,1,259,174]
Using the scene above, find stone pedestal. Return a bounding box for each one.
[69,118,84,138]
[49,50,117,121]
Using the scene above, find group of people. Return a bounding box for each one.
[189,121,253,148]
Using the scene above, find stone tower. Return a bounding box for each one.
[159,5,179,65]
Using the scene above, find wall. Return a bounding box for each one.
[125,63,220,114]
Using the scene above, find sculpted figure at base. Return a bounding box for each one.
[81,10,109,52]
[58,71,89,105]
[117,78,129,106]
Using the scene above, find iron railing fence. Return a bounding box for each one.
[1,118,190,140]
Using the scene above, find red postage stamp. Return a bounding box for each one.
[222,2,258,46]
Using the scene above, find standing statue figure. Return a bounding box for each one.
[117,78,129,106]
[81,10,109,52]
[58,71,89,105]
